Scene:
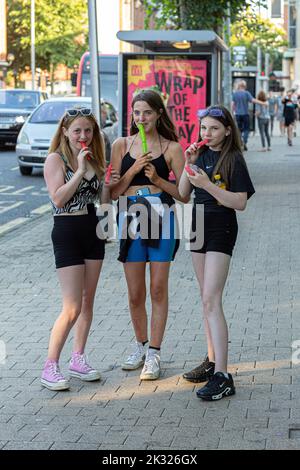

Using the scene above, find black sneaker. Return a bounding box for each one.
[196,372,235,401]
[183,356,215,383]
[243,143,248,151]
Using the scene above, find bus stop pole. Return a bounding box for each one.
[87,0,102,127]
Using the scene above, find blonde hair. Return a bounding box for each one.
[49,111,106,180]
[237,80,247,90]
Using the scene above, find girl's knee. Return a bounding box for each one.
[61,305,81,325]
[150,284,167,303]
[202,294,221,315]
[129,291,146,309]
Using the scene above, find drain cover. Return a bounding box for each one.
[289,428,300,439]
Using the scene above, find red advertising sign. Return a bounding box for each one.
[125,55,208,150]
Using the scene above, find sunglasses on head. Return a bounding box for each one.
[198,108,225,119]
[65,108,92,117]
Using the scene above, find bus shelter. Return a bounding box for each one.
[232,66,257,132]
[117,30,227,149]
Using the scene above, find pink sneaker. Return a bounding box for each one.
[69,352,101,381]
[41,359,70,391]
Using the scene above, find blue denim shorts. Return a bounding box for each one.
[118,193,176,262]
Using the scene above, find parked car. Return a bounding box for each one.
[0,89,48,148]
[16,96,117,175]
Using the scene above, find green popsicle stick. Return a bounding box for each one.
[137,123,148,153]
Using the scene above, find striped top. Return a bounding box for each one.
[50,155,102,214]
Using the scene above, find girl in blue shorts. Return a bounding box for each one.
[110,90,188,380]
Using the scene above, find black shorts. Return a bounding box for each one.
[285,117,295,127]
[51,212,105,269]
[190,211,238,257]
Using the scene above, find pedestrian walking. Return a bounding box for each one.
[110,89,188,381]
[41,107,109,391]
[282,90,299,146]
[277,90,285,137]
[232,80,266,151]
[256,90,271,151]
[179,105,255,401]
[291,89,299,137]
[268,91,278,137]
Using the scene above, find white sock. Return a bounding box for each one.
[148,347,160,356]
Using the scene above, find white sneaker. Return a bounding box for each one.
[140,349,161,380]
[121,341,146,370]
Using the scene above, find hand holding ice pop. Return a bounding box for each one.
[185,139,209,164]
[185,164,200,177]
[79,141,92,161]
[185,165,195,176]
[137,123,148,153]
[196,138,209,148]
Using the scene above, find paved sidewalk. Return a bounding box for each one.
[0,135,300,450]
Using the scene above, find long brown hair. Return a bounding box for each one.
[48,110,106,180]
[198,105,245,187]
[130,89,178,142]
[257,90,267,101]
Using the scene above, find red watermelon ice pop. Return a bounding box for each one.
[196,138,209,148]
[105,163,112,184]
[185,139,208,175]
[79,141,91,161]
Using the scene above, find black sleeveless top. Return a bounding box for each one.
[120,135,170,186]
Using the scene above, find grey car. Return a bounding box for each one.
[0,88,48,147]
[16,96,117,175]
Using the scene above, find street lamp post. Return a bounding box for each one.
[31,0,35,90]
[256,46,262,95]
[265,52,270,93]
[223,5,232,110]
[88,0,102,127]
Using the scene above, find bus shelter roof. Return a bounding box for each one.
[117,30,228,53]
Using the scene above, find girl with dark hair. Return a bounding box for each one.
[256,90,271,151]
[110,89,188,381]
[41,108,110,391]
[179,105,255,401]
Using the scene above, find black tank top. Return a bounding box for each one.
[120,135,170,186]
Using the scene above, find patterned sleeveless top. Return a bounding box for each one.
[51,154,102,214]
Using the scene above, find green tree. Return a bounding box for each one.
[7,0,88,88]
[231,9,287,70]
[142,0,266,32]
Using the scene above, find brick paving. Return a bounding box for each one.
[0,133,300,450]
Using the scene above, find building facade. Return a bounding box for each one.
[282,0,300,90]
[97,0,145,54]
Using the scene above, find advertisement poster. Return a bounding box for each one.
[126,56,208,150]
